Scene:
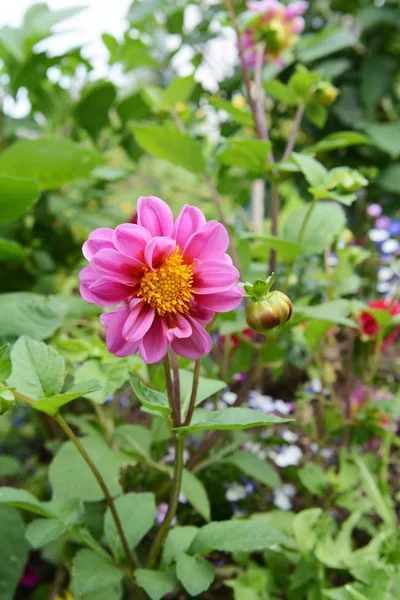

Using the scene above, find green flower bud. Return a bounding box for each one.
[314,82,339,106]
[244,274,293,333]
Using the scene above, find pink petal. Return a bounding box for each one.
[247,0,281,13]
[171,316,212,359]
[100,307,140,358]
[189,304,215,326]
[82,227,115,261]
[88,277,135,307]
[79,266,98,303]
[144,237,176,271]
[193,260,240,294]
[284,1,308,19]
[137,196,174,237]
[139,315,169,364]
[195,286,244,313]
[122,302,155,342]
[113,223,151,259]
[167,313,192,342]
[172,204,206,249]
[93,248,143,284]
[183,221,229,262]
[290,16,305,33]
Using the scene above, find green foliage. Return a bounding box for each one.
[176,553,215,596]
[177,407,293,434]
[129,372,170,416]
[0,506,30,600]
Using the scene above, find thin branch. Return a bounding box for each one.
[184,359,201,426]
[269,183,280,274]
[170,350,181,427]
[163,354,179,427]
[283,103,304,160]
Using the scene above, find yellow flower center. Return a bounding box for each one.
[137,247,194,316]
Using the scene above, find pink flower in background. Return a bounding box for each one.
[243,0,308,69]
[80,196,243,364]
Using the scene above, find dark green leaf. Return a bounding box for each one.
[226,450,281,489]
[190,520,287,554]
[176,553,215,596]
[129,372,170,416]
[292,152,329,189]
[33,380,102,416]
[0,174,39,223]
[0,239,27,262]
[182,469,211,521]
[72,549,123,595]
[218,139,271,173]
[296,27,357,63]
[177,408,292,434]
[76,82,116,140]
[0,506,29,600]
[135,569,178,600]
[25,518,67,548]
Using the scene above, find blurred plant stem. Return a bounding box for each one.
[369,329,384,384]
[184,359,201,425]
[163,353,179,427]
[283,103,305,159]
[170,350,181,427]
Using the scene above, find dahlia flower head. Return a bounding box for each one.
[80,196,243,364]
[359,299,400,347]
[243,0,308,69]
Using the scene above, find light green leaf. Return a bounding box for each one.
[0,293,67,342]
[218,139,271,173]
[296,27,357,63]
[209,97,253,126]
[353,455,397,529]
[33,380,102,416]
[284,202,346,256]
[132,124,206,175]
[162,526,199,567]
[179,369,226,416]
[135,568,178,600]
[307,131,371,154]
[8,336,65,400]
[364,123,400,158]
[292,152,329,189]
[226,450,281,489]
[176,553,215,596]
[345,586,369,600]
[104,493,156,560]
[289,65,322,99]
[293,508,322,555]
[182,469,211,521]
[114,424,152,458]
[295,300,356,327]
[0,487,53,516]
[299,463,328,496]
[72,549,123,595]
[241,233,302,262]
[163,74,196,106]
[0,139,103,190]
[177,407,292,434]
[129,372,170,416]
[0,344,11,381]
[0,506,29,600]
[0,174,39,223]
[305,101,328,129]
[75,359,129,404]
[0,455,21,477]
[25,518,67,548]
[49,437,131,502]
[189,520,287,554]
[264,80,298,105]
[0,239,27,262]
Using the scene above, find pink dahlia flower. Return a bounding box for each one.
[243,0,308,69]
[80,196,243,364]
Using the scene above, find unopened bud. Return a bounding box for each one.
[244,274,293,333]
[314,82,339,106]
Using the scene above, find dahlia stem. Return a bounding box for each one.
[145,433,185,568]
[184,359,201,426]
[283,102,305,160]
[297,194,319,246]
[369,330,384,384]
[163,354,179,427]
[269,182,280,275]
[53,414,136,574]
[170,350,182,427]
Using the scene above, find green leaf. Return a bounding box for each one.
[72,549,123,595]
[363,123,400,158]
[226,450,281,489]
[182,469,211,521]
[293,508,323,555]
[135,568,178,600]
[0,293,67,342]
[305,101,327,129]
[296,27,357,63]
[0,455,21,477]
[284,202,346,256]
[189,520,287,554]
[131,124,206,175]
[179,369,226,416]
[49,437,130,502]
[217,139,271,173]
[209,97,253,126]
[162,526,199,566]
[292,152,329,189]
[33,380,102,416]
[0,174,39,223]
[176,553,215,596]
[353,455,397,529]
[307,131,371,154]
[241,233,302,262]
[289,66,321,100]
[295,300,355,327]
[25,518,67,548]
[0,506,29,600]
[0,139,103,190]
[76,82,116,140]
[345,587,369,600]
[361,56,395,114]
[298,463,328,496]
[0,238,27,262]
[75,359,129,404]
[163,74,196,106]
[177,407,293,434]
[114,424,152,458]
[8,336,64,400]
[0,344,11,381]
[264,80,298,105]
[104,493,156,560]
[377,163,400,194]
[0,487,52,516]
[129,372,170,416]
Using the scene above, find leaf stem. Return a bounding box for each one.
[53,414,136,575]
[145,433,185,568]
[184,359,201,426]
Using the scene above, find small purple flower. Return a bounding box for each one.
[389,220,400,237]
[155,503,176,526]
[367,203,382,218]
[375,216,391,230]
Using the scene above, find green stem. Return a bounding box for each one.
[297,195,319,246]
[269,182,280,275]
[170,350,181,427]
[145,434,185,569]
[53,414,136,575]
[184,359,201,426]
[369,330,384,384]
[163,354,178,427]
[380,422,393,493]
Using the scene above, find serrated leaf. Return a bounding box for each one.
[0,487,53,516]
[75,359,129,405]
[177,407,293,434]
[25,518,67,548]
[129,372,170,416]
[189,520,287,554]
[33,379,102,416]
[135,568,178,600]
[72,549,123,595]
[182,469,211,521]
[176,553,215,596]
[162,526,199,566]
[292,152,329,189]
[0,293,67,342]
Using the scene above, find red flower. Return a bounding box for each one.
[360,299,400,346]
